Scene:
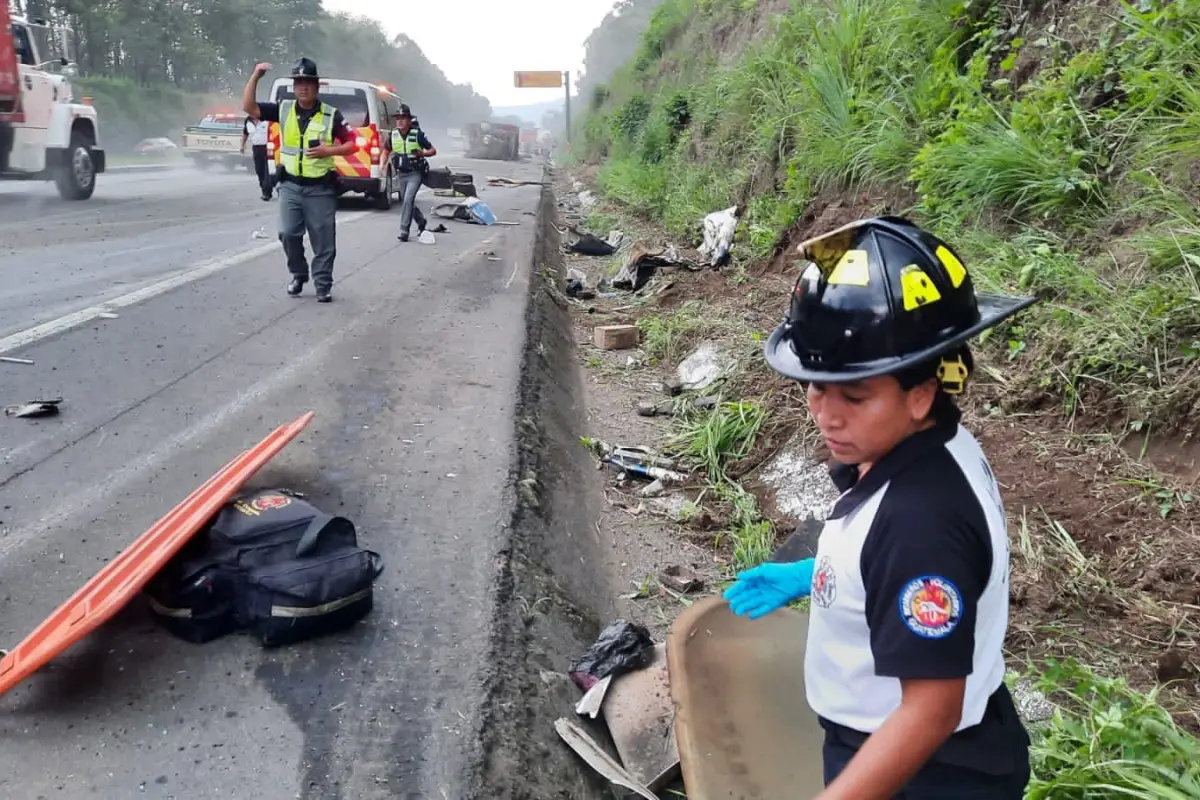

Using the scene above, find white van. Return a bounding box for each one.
[265,77,405,210]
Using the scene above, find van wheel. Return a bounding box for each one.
[56,130,96,201]
[374,170,393,211]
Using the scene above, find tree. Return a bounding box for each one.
[23,0,491,127]
[575,0,666,105]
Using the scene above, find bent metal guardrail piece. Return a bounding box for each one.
[0,411,315,699]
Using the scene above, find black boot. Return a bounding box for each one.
[287,278,305,296]
[316,290,332,303]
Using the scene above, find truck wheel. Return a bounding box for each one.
[374,170,393,211]
[56,130,96,201]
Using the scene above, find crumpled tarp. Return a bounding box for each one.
[612,242,694,291]
[432,196,497,226]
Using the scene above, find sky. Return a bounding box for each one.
[320,0,620,109]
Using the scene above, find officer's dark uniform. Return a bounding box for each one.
[729,217,1038,797]
[249,59,356,302]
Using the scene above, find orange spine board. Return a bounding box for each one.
[0,411,315,698]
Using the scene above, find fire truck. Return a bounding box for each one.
[0,6,105,200]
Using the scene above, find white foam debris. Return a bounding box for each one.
[761,438,839,521]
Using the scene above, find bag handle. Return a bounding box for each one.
[366,550,385,580]
[296,513,339,558]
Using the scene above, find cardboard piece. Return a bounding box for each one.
[666,595,826,799]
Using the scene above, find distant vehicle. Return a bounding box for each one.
[180,113,250,171]
[133,137,177,157]
[465,121,519,161]
[0,7,105,200]
[519,127,538,156]
[265,77,403,211]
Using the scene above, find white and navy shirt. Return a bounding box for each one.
[804,413,1028,774]
[246,118,269,146]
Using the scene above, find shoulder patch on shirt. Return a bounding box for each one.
[811,555,837,608]
[898,576,962,638]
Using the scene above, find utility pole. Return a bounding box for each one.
[563,70,571,143]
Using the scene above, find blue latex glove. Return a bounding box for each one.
[723,559,815,619]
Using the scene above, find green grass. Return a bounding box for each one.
[667,399,773,569]
[1023,659,1200,798]
[636,301,708,363]
[576,0,1200,427]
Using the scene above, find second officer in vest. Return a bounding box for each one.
[387,104,437,242]
[242,58,358,302]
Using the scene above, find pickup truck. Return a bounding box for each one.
[180,113,251,171]
[0,7,105,199]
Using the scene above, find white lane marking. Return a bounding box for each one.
[505,261,520,289]
[0,211,371,356]
[0,310,357,562]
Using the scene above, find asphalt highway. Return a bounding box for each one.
[0,158,544,798]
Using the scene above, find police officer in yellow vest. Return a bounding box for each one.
[242,58,358,302]
[386,104,437,242]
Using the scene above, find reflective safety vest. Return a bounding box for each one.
[390,128,422,156]
[278,100,336,178]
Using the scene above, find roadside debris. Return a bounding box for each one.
[423,165,477,197]
[418,230,436,245]
[593,324,640,350]
[569,619,655,692]
[659,566,703,594]
[674,341,735,392]
[433,196,497,225]
[252,226,270,240]
[636,395,718,418]
[5,399,61,418]
[562,226,623,257]
[487,176,543,187]
[698,206,739,267]
[584,438,690,486]
[602,643,681,790]
[761,437,840,521]
[560,630,681,798]
[0,356,34,365]
[554,718,661,800]
[613,242,696,292]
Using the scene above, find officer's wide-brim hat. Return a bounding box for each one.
[290,58,321,80]
[763,216,1037,384]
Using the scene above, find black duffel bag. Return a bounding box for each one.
[145,489,383,647]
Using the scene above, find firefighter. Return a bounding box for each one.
[241,58,358,302]
[724,217,1036,799]
[387,103,437,242]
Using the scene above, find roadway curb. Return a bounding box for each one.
[473,166,614,797]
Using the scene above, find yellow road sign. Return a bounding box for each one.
[514,70,563,89]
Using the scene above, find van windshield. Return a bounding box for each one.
[274,86,371,128]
